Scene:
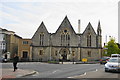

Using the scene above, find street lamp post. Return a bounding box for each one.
[72,52,75,64]
[104,48,108,55]
[73,58,74,64]
[62,54,64,64]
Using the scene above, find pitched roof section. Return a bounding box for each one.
[32,21,49,39]
[38,21,49,33]
[82,22,96,35]
[55,16,76,34]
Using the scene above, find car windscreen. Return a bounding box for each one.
[108,58,120,63]
[112,55,119,57]
[101,57,109,60]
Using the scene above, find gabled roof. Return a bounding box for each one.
[55,16,76,34]
[82,22,96,35]
[32,21,49,39]
[14,34,22,39]
[40,21,49,31]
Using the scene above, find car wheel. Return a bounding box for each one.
[105,70,107,72]
[105,69,109,72]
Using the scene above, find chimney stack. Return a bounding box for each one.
[78,20,80,33]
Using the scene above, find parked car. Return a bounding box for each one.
[2,58,8,62]
[0,58,10,63]
[0,57,7,62]
[111,54,120,57]
[105,57,120,72]
[99,57,110,64]
[0,57,4,62]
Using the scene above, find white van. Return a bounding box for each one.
[111,54,120,57]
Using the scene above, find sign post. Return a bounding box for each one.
[82,58,87,63]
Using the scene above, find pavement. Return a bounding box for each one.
[0,68,37,79]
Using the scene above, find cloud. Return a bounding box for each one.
[1,0,119,3]
[0,0,118,44]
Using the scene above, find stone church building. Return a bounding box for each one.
[31,16,102,61]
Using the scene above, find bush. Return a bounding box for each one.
[47,61,59,64]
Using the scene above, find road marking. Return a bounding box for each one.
[80,72,86,76]
[67,72,86,78]
[32,69,61,76]
[91,69,98,72]
[52,70,60,73]
[32,72,39,76]
[67,69,99,78]
[68,69,100,78]
[67,77,73,78]
[52,71,57,73]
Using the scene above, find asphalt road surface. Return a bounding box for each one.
[71,68,120,78]
[2,62,104,78]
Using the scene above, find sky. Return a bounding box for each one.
[0,0,119,45]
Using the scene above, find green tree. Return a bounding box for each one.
[104,38,119,56]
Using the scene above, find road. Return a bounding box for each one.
[2,62,119,78]
[70,68,120,78]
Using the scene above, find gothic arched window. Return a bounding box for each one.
[87,34,91,47]
[88,51,91,57]
[61,29,70,46]
[39,50,43,55]
[40,33,44,46]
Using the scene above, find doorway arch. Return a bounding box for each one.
[59,48,70,61]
